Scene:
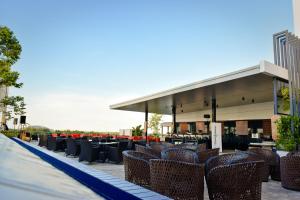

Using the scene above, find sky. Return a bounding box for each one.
[0,0,294,131]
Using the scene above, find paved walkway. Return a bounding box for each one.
[0,134,103,200]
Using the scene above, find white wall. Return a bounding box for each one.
[294,0,300,37]
[176,101,274,122]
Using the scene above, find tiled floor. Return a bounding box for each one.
[53,148,300,200]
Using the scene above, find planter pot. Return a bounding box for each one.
[277,150,289,157]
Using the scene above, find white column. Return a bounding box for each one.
[293,0,300,37]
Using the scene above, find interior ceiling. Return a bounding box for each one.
[116,73,274,115]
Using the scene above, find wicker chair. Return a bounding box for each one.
[65,138,80,156]
[123,150,157,188]
[204,152,264,178]
[248,148,277,182]
[270,152,281,181]
[150,159,204,200]
[196,148,219,164]
[107,141,128,163]
[38,134,48,147]
[197,143,207,152]
[135,144,160,158]
[280,153,300,191]
[78,140,100,162]
[206,160,264,200]
[161,148,199,163]
[174,143,198,151]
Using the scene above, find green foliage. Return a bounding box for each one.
[53,129,119,135]
[276,115,300,151]
[1,129,20,138]
[0,64,23,88]
[132,125,143,136]
[1,96,26,119]
[148,113,162,134]
[152,132,160,138]
[280,86,290,112]
[26,126,51,135]
[0,26,25,121]
[0,26,22,66]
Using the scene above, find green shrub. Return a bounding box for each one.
[276,115,300,151]
[1,129,20,138]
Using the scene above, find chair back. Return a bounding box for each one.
[161,148,199,163]
[206,160,264,200]
[197,148,219,164]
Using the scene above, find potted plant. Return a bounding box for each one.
[276,115,300,155]
[132,125,143,140]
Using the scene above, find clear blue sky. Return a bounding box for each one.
[0,0,294,131]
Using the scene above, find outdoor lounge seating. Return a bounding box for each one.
[78,140,100,162]
[65,138,80,156]
[280,152,300,191]
[161,148,199,163]
[196,148,219,164]
[205,153,264,200]
[150,159,204,200]
[122,150,157,188]
[38,134,48,147]
[135,144,160,158]
[47,136,66,151]
[206,160,264,200]
[248,148,278,182]
[106,140,129,163]
[270,152,281,181]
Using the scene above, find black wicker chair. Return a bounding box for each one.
[79,140,100,162]
[107,141,129,163]
[65,138,80,156]
[38,134,48,147]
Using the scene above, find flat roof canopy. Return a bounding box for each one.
[110,61,288,115]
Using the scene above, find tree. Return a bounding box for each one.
[0,26,25,124]
[149,113,162,135]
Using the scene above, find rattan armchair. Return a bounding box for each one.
[206,160,264,200]
[196,148,219,164]
[270,152,281,181]
[135,144,160,158]
[280,153,300,191]
[161,148,199,163]
[150,159,204,200]
[205,152,260,178]
[248,148,277,182]
[174,143,198,151]
[122,150,157,188]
